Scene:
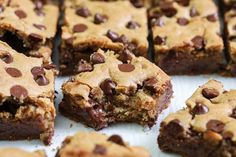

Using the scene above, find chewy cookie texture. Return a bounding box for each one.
[158,80,236,157]
[149,0,226,75]
[56,132,150,157]
[0,0,59,63]
[60,0,148,75]
[0,148,46,157]
[0,41,56,145]
[59,49,172,130]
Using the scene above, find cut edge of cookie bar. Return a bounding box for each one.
[59,49,172,130]
[149,0,226,75]
[158,80,236,157]
[0,41,56,145]
[56,131,150,157]
[0,148,47,157]
[59,0,148,75]
[0,0,59,63]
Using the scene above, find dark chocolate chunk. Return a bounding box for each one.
[177,18,189,26]
[93,144,107,155]
[90,52,105,64]
[10,85,28,100]
[107,135,125,146]
[106,30,119,42]
[100,79,116,95]
[154,36,166,45]
[76,60,93,73]
[29,33,43,42]
[190,6,199,17]
[73,24,88,33]
[33,24,46,30]
[117,49,132,63]
[5,67,22,78]
[35,74,49,86]
[206,120,225,133]
[94,13,108,24]
[130,0,144,8]
[118,64,135,72]
[76,7,91,18]
[144,77,158,93]
[165,119,184,137]
[175,0,190,6]
[191,36,205,50]
[202,88,219,99]
[206,14,217,22]
[31,66,45,76]
[1,53,13,64]
[160,2,177,17]
[126,21,140,29]
[191,102,209,115]
[15,9,27,19]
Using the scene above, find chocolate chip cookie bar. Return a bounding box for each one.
[56,132,150,157]
[0,148,46,157]
[149,0,226,75]
[59,49,172,130]
[158,80,236,157]
[0,0,59,63]
[60,0,148,75]
[224,0,236,76]
[0,41,56,145]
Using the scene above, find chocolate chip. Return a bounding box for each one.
[202,88,219,99]
[165,119,184,137]
[94,13,108,24]
[191,102,209,115]
[191,36,205,50]
[151,18,164,27]
[206,14,217,22]
[29,33,43,42]
[160,2,177,17]
[33,24,46,30]
[117,35,129,44]
[1,53,13,64]
[34,0,43,10]
[233,24,236,30]
[93,145,107,155]
[76,7,91,18]
[130,0,144,8]
[117,49,132,63]
[144,77,158,93]
[177,18,189,26]
[90,52,105,64]
[106,30,119,42]
[175,0,190,6]
[0,5,4,13]
[31,66,45,76]
[6,68,22,77]
[230,108,236,119]
[206,120,225,133]
[126,21,140,29]
[15,9,27,19]
[35,74,49,86]
[76,60,93,73]
[223,131,233,139]
[43,64,56,70]
[100,79,117,95]
[65,37,75,46]
[10,85,28,100]
[118,64,135,72]
[190,6,199,17]
[154,36,166,45]
[107,135,125,146]
[73,24,88,33]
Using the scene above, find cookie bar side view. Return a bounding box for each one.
[0,41,56,145]
[60,0,148,75]
[149,0,226,75]
[0,148,46,157]
[0,0,59,63]
[158,80,236,157]
[56,132,150,157]
[59,49,172,130]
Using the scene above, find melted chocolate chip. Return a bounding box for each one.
[202,88,219,99]
[177,18,189,26]
[130,0,144,8]
[35,74,49,86]
[76,60,93,73]
[31,66,45,76]
[76,7,91,18]
[107,135,125,146]
[65,37,75,46]
[90,52,105,64]
[165,119,184,137]
[93,145,107,155]
[206,14,217,22]
[1,53,13,64]
[94,13,108,24]
[126,21,140,29]
[29,33,43,42]
[10,85,28,100]
[117,49,133,63]
[118,64,135,72]
[190,6,199,17]
[191,102,209,115]
[106,30,119,42]
[15,9,27,19]
[160,2,177,17]
[206,120,225,133]
[144,77,158,93]
[154,36,166,45]
[73,24,88,33]
[33,24,46,30]
[117,35,129,44]
[100,79,117,95]
[175,0,190,6]
[191,36,205,50]
[6,67,22,77]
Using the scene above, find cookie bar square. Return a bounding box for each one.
[0,41,56,145]
[0,0,59,63]
[59,49,172,130]
[56,132,150,157]
[149,0,226,75]
[158,80,236,157]
[60,0,148,75]
[0,148,46,157]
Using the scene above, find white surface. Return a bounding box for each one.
[0,75,235,157]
